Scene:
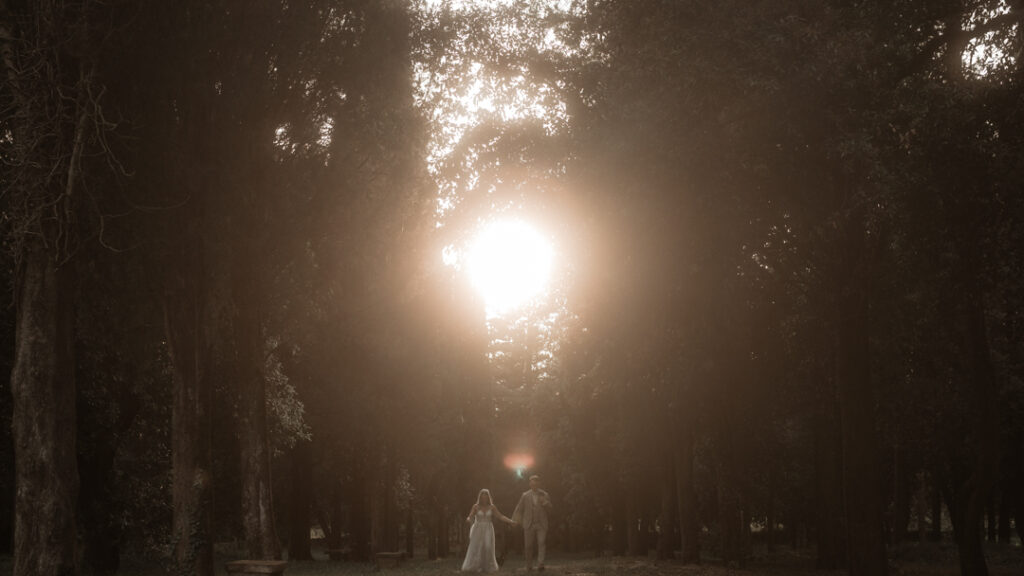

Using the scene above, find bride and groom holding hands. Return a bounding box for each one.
[462,475,551,573]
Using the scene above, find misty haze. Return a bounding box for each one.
[1,2,1023,576]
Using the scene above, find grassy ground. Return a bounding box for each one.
[0,543,1021,575]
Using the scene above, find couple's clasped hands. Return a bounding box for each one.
[466,503,517,526]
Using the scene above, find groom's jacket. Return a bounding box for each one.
[512,489,551,530]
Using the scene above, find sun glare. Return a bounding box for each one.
[467,220,554,316]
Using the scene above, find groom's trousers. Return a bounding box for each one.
[524,524,547,568]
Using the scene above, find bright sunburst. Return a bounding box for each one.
[467,220,554,316]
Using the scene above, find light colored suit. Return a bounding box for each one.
[513,490,551,568]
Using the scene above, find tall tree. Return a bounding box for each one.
[0,1,119,573]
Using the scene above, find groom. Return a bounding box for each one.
[512,475,552,571]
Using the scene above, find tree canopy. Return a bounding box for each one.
[1,2,1023,576]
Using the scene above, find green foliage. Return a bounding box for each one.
[265,340,312,456]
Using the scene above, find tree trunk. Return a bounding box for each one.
[238,360,280,559]
[323,485,344,560]
[1006,320,1024,547]
[766,471,776,552]
[611,495,627,556]
[626,488,643,556]
[946,483,961,537]
[717,479,743,565]
[814,403,844,569]
[657,451,676,560]
[405,507,415,558]
[917,472,928,543]
[891,447,911,546]
[676,421,700,563]
[986,499,996,542]
[940,15,995,575]
[953,489,988,576]
[786,516,797,550]
[931,483,943,541]
[438,506,450,557]
[165,252,214,576]
[1018,515,1024,550]
[953,300,999,576]
[79,378,140,576]
[287,442,312,561]
[234,255,281,560]
[383,445,400,552]
[835,219,888,576]
[350,464,372,561]
[81,468,121,576]
[1016,505,1024,549]
[11,242,78,576]
[427,505,438,559]
[0,462,11,555]
[997,492,1010,544]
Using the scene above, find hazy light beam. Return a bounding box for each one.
[467,220,554,317]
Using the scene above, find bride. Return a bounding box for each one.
[462,489,515,572]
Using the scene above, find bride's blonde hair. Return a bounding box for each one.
[476,488,492,506]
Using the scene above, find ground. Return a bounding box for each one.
[1,543,1022,575]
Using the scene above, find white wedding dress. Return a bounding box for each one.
[462,508,499,572]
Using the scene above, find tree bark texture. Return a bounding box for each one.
[165,261,213,576]
[3,3,90,574]
[11,242,77,576]
[233,255,281,560]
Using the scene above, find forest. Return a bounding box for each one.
[1,1,1023,576]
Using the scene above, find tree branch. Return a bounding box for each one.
[901,10,1024,81]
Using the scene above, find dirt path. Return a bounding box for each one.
[4,547,1020,576]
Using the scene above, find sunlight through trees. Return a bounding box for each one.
[1,2,1024,576]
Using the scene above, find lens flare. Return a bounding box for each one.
[503,452,534,472]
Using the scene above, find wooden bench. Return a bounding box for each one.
[375,551,405,569]
[224,560,288,575]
